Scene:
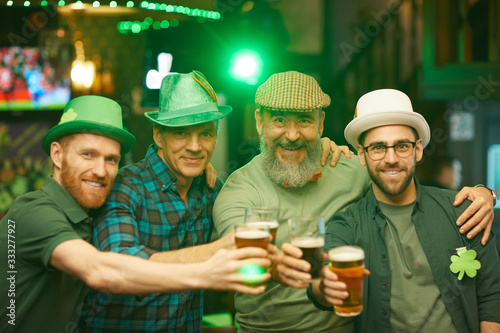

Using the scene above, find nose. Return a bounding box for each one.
[92,159,107,178]
[285,122,300,142]
[384,147,398,164]
[186,134,202,152]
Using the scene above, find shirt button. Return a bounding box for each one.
[382,283,387,288]
[382,254,386,259]
[83,218,90,224]
[383,311,388,316]
[162,184,166,189]
[377,226,381,231]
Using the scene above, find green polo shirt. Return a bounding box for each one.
[314,180,500,333]
[0,176,92,333]
[213,154,370,333]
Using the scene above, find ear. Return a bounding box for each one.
[153,125,163,149]
[255,109,263,136]
[356,144,367,166]
[415,139,424,162]
[318,111,325,135]
[50,141,63,169]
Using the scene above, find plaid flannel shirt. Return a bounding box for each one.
[80,144,222,333]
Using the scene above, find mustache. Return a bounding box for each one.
[275,138,308,149]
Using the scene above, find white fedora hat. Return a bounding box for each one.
[344,89,430,149]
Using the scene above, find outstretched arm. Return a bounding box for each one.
[50,239,272,295]
[454,186,495,245]
[150,231,235,263]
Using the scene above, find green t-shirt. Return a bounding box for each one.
[379,201,457,333]
[0,176,92,333]
[213,154,371,332]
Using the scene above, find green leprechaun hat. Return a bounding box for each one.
[42,95,136,155]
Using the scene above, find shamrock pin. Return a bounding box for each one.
[449,247,481,280]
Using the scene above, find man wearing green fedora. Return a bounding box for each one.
[80,71,253,332]
[212,71,495,333]
[0,95,273,333]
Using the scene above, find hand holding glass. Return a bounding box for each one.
[288,216,325,280]
[328,246,365,317]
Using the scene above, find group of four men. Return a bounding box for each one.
[1,69,499,332]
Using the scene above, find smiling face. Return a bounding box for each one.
[256,108,324,188]
[153,121,217,186]
[256,109,324,165]
[357,125,423,204]
[51,133,121,211]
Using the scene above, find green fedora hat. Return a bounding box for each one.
[144,70,232,127]
[42,95,136,155]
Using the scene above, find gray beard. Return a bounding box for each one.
[260,136,322,188]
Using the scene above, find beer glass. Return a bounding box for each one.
[288,216,325,280]
[235,224,270,250]
[244,208,279,244]
[328,246,365,317]
[234,224,270,285]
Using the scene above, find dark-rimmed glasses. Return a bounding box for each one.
[363,142,416,161]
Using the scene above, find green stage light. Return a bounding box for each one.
[230,50,262,85]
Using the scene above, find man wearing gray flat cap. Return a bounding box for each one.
[213,73,496,332]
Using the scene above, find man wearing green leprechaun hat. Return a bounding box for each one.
[0,95,273,333]
[212,72,496,333]
[79,71,350,332]
[310,89,500,333]
[79,71,266,332]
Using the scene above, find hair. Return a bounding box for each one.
[358,126,419,146]
[57,134,77,150]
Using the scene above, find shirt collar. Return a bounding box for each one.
[41,176,89,224]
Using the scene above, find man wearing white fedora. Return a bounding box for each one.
[0,95,273,333]
[214,73,496,333]
[310,89,500,332]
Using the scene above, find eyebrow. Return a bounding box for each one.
[366,139,415,146]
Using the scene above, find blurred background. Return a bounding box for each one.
[0,0,499,327]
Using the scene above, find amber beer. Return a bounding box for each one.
[291,237,325,280]
[328,246,365,317]
[245,221,279,244]
[235,227,270,250]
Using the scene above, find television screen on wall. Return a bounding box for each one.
[0,45,71,111]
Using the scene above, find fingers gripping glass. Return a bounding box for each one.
[363,142,416,161]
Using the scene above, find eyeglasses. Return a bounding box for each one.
[363,142,416,161]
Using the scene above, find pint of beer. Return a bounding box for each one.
[245,221,279,245]
[290,236,325,279]
[328,246,365,317]
[234,225,270,285]
[288,216,326,280]
[235,225,270,250]
[244,208,279,244]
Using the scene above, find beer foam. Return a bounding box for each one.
[291,237,325,248]
[246,221,279,229]
[328,246,364,261]
[236,229,270,239]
